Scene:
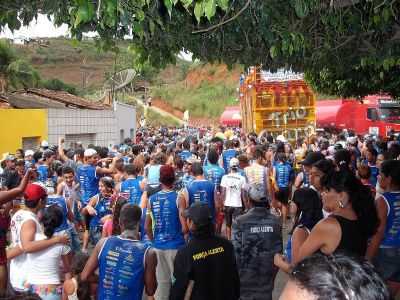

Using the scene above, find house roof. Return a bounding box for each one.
[7,88,110,110]
[0,94,11,108]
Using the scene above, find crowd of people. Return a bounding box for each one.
[0,126,399,300]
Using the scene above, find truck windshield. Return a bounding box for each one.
[379,107,400,124]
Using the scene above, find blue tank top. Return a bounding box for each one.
[76,164,99,204]
[275,163,291,188]
[90,194,112,229]
[46,195,71,232]
[187,179,215,219]
[149,190,184,250]
[369,165,379,187]
[120,178,143,205]
[147,165,161,185]
[37,165,49,183]
[302,170,310,187]
[182,174,194,189]
[98,236,150,300]
[381,192,400,247]
[203,164,225,189]
[179,150,192,162]
[222,149,237,173]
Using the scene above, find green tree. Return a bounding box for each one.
[2,1,400,97]
[0,40,40,91]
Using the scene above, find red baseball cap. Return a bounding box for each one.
[24,183,47,202]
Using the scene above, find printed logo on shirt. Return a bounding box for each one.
[192,246,225,261]
[250,226,274,233]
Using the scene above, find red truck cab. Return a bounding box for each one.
[317,95,400,137]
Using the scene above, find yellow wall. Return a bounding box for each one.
[0,109,48,155]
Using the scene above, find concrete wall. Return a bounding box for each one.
[47,109,118,148]
[114,102,136,143]
[0,109,48,154]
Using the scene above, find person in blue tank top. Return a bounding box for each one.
[367,159,400,296]
[145,165,186,300]
[180,156,197,190]
[46,194,80,253]
[273,153,293,225]
[145,152,167,187]
[82,177,114,249]
[81,204,157,300]
[203,148,225,190]
[222,140,238,173]
[36,149,56,193]
[119,164,144,206]
[118,164,148,239]
[184,162,217,223]
[203,148,225,233]
[365,147,379,187]
[77,148,116,252]
[178,139,193,162]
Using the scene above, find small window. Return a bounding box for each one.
[367,108,378,121]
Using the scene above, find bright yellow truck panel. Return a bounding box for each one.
[240,68,316,142]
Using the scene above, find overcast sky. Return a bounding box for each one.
[0,14,193,60]
[0,14,69,39]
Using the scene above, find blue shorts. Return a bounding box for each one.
[374,247,400,282]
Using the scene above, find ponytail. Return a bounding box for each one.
[41,205,63,238]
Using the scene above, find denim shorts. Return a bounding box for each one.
[374,247,400,282]
[54,227,80,253]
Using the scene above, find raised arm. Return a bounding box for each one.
[81,238,105,281]
[0,169,33,206]
[58,137,69,163]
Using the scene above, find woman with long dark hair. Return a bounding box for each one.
[25,205,71,300]
[275,170,379,272]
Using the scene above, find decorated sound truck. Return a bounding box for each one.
[239,67,316,142]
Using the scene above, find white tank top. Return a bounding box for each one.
[9,209,42,290]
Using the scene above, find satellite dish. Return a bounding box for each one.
[103,69,137,92]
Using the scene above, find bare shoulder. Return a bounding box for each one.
[63,278,75,295]
[313,217,341,234]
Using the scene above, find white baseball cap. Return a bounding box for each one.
[84,148,97,157]
[25,150,34,157]
[276,135,287,143]
[229,157,239,168]
[41,140,49,148]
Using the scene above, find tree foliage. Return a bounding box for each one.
[2,1,400,97]
[0,40,40,90]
